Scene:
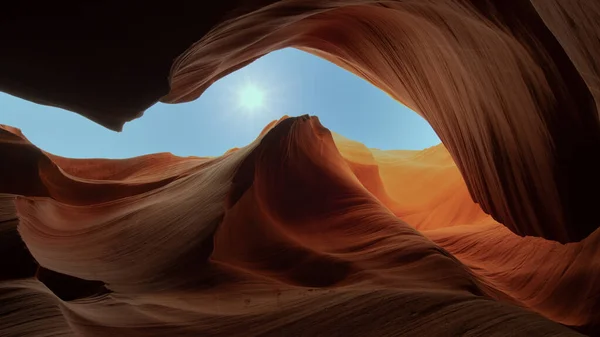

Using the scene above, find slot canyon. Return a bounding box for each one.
[1,1,599,336]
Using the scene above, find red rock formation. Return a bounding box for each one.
[164,0,600,244]
[2,0,599,243]
[1,118,598,336]
[1,0,600,335]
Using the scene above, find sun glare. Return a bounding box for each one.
[239,84,264,110]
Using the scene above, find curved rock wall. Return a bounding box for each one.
[1,119,597,335]
[1,1,600,335]
[2,1,598,242]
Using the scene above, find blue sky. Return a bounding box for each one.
[0,48,440,159]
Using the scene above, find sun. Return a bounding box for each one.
[239,84,264,110]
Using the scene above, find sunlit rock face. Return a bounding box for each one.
[1,0,600,336]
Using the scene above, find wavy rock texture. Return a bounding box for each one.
[164,0,600,244]
[1,0,600,335]
[1,118,598,336]
[2,0,600,244]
